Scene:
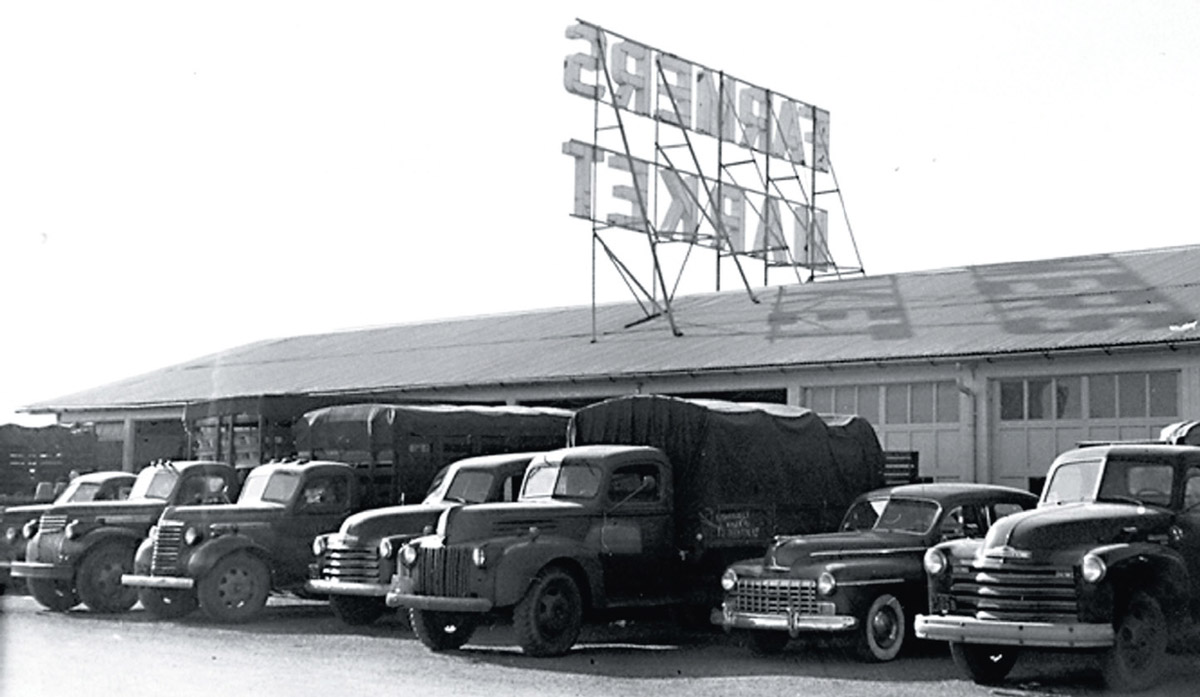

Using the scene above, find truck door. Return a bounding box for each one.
[1177,464,1200,610]
[276,474,353,585]
[599,462,673,601]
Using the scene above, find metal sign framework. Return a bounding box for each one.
[563,20,865,338]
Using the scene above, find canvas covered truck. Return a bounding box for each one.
[308,451,540,626]
[12,461,239,612]
[385,394,886,656]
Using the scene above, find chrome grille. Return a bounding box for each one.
[732,578,818,615]
[38,514,68,535]
[322,545,383,584]
[413,546,473,597]
[151,521,185,574]
[949,561,1079,622]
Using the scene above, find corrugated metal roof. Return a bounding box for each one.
[27,244,1200,411]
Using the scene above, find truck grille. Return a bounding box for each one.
[948,560,1079,622]
[413,546,474,597]
[38,514,69,535]
[322,545,382,584]
[151,521,185,574]
[732,578,818,615]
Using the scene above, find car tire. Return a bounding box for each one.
[76,545,138,613]
[331,595,388,626]
[513,565,583,657]
[854,593,906,662]
[950,642,1018,685]
[1101,591,1168,693]
[139,588,199,619]
[409,608,477,651]
[197,552,271,623]
[27,578,79,612]
[745,630,791,655]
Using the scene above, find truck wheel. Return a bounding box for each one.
[950,642,1018,685]
[76,545,138,613]
[331,595,388,626]
[1101,591,1168,692]
[27,578,79,612]
[854,593,906,661]
[745,630,790,655]
[139,588,198,619]
[513,566,583,657]
[197,552,270,623]
[409,608,478,651]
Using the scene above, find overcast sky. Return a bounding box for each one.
[2,1,1198,426]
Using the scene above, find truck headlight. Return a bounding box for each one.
[471,546,487,568]
[924,548,948,576]
[22,519,38,539]
[65,521,82,540]
[378,538,393,559]
[183,526,202,546]
[4,526,17,544]
[399,544,418,568]
[720,568,737,591]
[312,535,328,556]
[1081,553,1107,583]
[817,571,837,596]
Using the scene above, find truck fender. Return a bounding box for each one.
[491,537,603,609]
[185,535,272,581]
[132,536,155,572]
[75,527,143,563]
[1091,541,1189,601]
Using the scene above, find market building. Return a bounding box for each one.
[20,243,1200,493]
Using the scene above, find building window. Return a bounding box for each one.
[1089,375,1117,418]
[1003,372,1177,421]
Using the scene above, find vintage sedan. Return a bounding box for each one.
[719,482,1038,660]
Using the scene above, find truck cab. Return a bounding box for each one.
[308,451,537,626]
[122,460,359,623]
[12,461,238,613]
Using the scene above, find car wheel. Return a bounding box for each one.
[513,566,583,657]
[331,595,388,626]
[409,608,478,651]
[197,552,270,623]
[1101,591,1168,692]
[745,630,791,655]
[139,588,199,619]
[855,593,906,661]
[27,578,79,612]
[76,545,138,613]
[950,642,1018,685]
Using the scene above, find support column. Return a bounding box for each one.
[121,418,137,473]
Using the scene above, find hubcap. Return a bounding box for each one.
[872,606,899,648]
[218,567,255,608]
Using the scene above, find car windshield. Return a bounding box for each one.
[521,462,602,500]
[437,470,495,504]
[129,467,179,501]
[840,498,886,531]
[239,470,301,504]
[61,482,103,503]
[870,498,940,534]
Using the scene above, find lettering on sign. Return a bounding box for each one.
[713,508,768,540]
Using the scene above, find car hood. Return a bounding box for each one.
[771,530,927,568]
[337,503,453,543]
[984,502,1174,553]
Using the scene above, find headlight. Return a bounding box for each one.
[1081,553,1107,583]
[817,571,837,596]
[924,548,948,576]
[183,526,202,546]
[22,519,38,539]
[4,526,17,544]
[65,521,82,540]
[378,538,393,559]
[399,544,418,568]
[312,535,329,556]
[471,546,487,568]
[720,568,737,591]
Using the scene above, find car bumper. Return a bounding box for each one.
[306,579,389,597]
[914,614,1114,648]
[121,573,195,590]
[10,561,72,581]
[719,606,857,634]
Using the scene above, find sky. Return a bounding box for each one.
[2,1,1198,426]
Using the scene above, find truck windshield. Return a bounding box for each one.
[1042,459,1103,505]
[436,470,495,504]
[239,471,301,504]
[129,468,179,501]
[522,462,602,500]
[871,498,939,534]
[1095,459,1175,507]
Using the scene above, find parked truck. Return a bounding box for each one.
[12,460,240,612]
[385,395,886,656]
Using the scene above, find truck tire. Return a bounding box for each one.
[409,608,477,651]
[197,552,271,623]
[76,545,138,613]
[854,593,906,661]
[331,595,388,626]
[139,588,199,619]
[745,630,790,655]
[950,642,1018,685]
[27,578,79,612]
[1101,591,1168,692]
[513,566,583,657]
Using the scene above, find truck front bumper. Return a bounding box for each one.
[915,614,1114,648]
[120,573,195,590]
[385,575,492,612]
[306,579,389,597]
[719,603,857,635]
[10,561,72,581]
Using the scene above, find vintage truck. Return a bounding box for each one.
[308,451,539,625]
[121,460,361,622]
[916,437,1200,692]
[1,470,137,593]
[385,394,887,656]
[12,460,239,612]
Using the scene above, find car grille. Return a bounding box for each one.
[948,560,1079,622]
[38,514,69,535]
[322,544,383,584]
[151,521,185,575]
[732,578,818,615]
[412,546,474,597]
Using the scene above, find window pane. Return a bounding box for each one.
[1118,373,1147,418]
[807,387,833,413]
[1149,372,1179,418]
[834,386,856,415]
[936,381,959,423]
[1028,379,1052,420]
[1056,376,1082,419]
[857,385,880,424]
[885,385,908,425]
[1000,381,1025,421]
[1089,375,1116,418]
[911,383,933,423]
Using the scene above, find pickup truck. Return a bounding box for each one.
[385,395,886,656]
[12,461,239,612]
[308,452,538,626]
[916,441,1200,692]
[121,460,362,622]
